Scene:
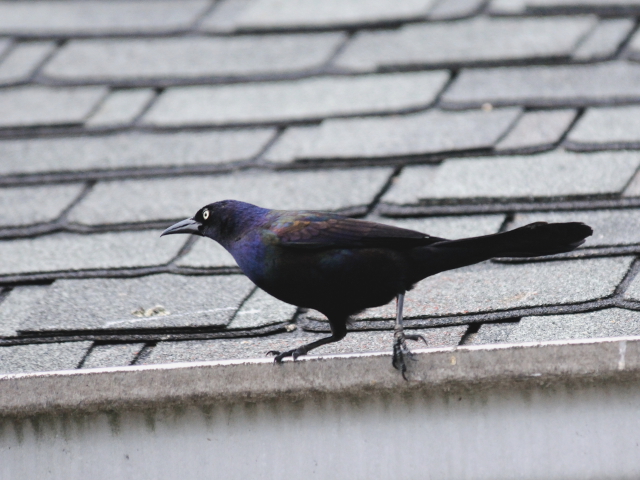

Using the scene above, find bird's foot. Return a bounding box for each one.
[266,347,307,363]
[391,333,428,380]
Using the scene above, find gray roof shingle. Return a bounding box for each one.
[212,0,437,30]
[81,343,145,369]
[175,238,238,269]
[0,129,275,176]
[495,109,576,153]
[0,184,84,227]
[334,17,596,71]
[0,231,185,277]
[43,33,346,82]
[383,151,640,205]
[490,0,640,15]
[141,71,450,126]
[85,89,155,127]
[441,62,640,109]
[565,105,640,150]
[0,41,57,85]
[0,86,107,128]
[263,108,520,162]
[0,342,91,374]
[428,0,486,19]
[511,309,640,343]
[14,274,254,332]
[573,19,635,60]
[0,1,211,36]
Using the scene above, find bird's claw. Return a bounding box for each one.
[392,333,428,380]
[266,348,306,363]
[392,340,409,380]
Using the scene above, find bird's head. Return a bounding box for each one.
[161,200,266,244]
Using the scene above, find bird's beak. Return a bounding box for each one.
[161,218,203,237]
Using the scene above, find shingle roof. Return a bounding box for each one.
[1,0,640,375]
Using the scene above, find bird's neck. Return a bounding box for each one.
[215,205,269,248]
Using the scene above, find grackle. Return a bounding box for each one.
[162,200,592,378]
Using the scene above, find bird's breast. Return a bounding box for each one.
[226,229,295,285]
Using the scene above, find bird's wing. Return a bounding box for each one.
[270,214,446,249]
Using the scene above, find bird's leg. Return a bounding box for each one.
[267,318,347,363]
[392,293,428,380]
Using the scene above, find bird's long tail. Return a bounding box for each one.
[419,222,593,277]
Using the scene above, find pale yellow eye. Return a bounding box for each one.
[202,209,210,220]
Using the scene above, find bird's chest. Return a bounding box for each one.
[226,231,283,285]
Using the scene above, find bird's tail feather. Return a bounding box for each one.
[419,222,593,277]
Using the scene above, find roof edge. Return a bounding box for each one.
[1,336,639,418]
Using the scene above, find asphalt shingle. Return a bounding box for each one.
[141,71,450,126]
[85,89,155,128]
[262,126,321,163]
[175,237,238,269]
[428,0,485,19]
[0,0,211,36]
[491,0,640,15]
[81,343,145,369]
[0,39,11,57]
[16,274,254,332]
[510,209,640,247]
[199,0,253,32]
[622,271,640,301]
[379,165,439,205]
[383,151,640,205]
[441,62,640,109]
[0,129,274,176]
[0,286,48,337]
[228,288,298,329]
[0,342,91,375]
[0,86,107,128]
[0,184,84,227]
[262,108,520,162]
[67,168,393,225]
[573,19,635,60]
[624,172,640,197]
[142,326,466,364]
[217,0,437,30]
[465,322,518,345]
[334,17,595,71]
[0,231,184,277]
[0,41,56,85]
[565,106,640,150]
[43,33,345,82]
[333,257,633,321]
[495,109,576,152]
[510,308,640,343]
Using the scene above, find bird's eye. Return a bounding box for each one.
[202,209,210,220]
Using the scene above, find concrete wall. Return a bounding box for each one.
[2,339,640,479]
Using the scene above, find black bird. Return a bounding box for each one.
[162,200,592,377]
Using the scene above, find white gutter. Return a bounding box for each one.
[2,337,640,479]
